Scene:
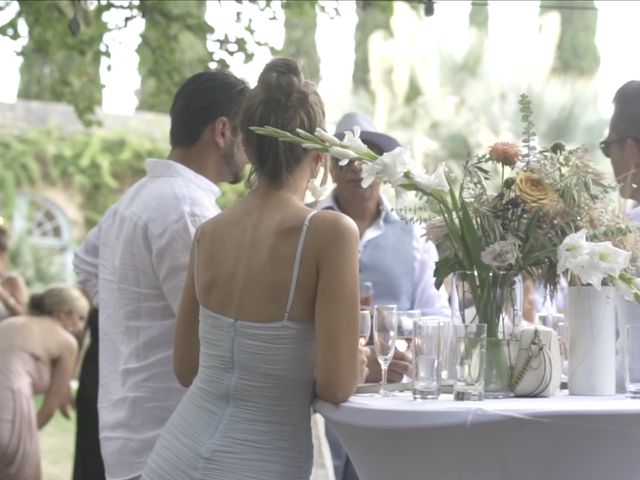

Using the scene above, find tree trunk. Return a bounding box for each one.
[353,0,393,93]
[278,0,320,84]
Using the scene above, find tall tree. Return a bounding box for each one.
[278,0,320,83]
[352,0,393,93]
[137,0,212,112]
[542,0,600,76]
[2,0,109,125]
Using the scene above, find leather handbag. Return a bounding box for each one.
[511,326,561,397]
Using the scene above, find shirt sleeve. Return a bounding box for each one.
[411,225,451,317]
[152,208,216,317]
[74,222,101,307]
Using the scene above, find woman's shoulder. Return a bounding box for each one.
[308,209,359,244]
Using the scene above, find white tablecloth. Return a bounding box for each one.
[314,391,640,480]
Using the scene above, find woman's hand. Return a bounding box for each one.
[358,345,370,384]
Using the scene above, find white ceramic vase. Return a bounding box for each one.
[568,286,616,396]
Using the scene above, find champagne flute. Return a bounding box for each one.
[373,305,398,396]
[359,310,372,346]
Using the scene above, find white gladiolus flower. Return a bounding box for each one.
[411,164,449,193]
[328,146,359,162]
[614,277,637,302]
[341,127,370,155]
[360,161,381,188]
[314,128,341,146]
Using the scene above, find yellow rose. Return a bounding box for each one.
[515,172,554,206]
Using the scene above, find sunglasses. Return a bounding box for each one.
[599,137,639,158]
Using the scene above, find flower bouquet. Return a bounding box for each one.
[251,95,640,395]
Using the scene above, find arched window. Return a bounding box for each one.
[11,193,74,288]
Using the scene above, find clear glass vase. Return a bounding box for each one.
[451,270,522,398]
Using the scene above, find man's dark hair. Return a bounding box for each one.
[612,80,640,139]
[170,69,249,149]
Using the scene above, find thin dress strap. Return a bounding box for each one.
[283,210,318,322]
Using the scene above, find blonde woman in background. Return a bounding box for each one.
[0,285,90,480]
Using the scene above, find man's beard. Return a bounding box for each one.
[223,148,245,185]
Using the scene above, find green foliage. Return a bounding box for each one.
[2,0,110,126]
[137,1,212,112]
[0,127,247,231]
[543,0,600,76]
[278,0,320,83]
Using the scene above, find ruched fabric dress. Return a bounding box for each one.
[143,211,317,480]
[0,350,51,480]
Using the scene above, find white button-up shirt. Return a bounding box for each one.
[73,159,221,480]
[318,192,450,316]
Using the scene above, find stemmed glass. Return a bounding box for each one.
[359,310,372,346]
[373,305,398,396]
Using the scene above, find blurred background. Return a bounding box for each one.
[0,1,638,477]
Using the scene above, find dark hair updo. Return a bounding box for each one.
[241,57,325,188]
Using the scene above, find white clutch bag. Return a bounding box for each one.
[511,326,561,397]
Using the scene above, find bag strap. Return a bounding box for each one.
[511,328,553,396]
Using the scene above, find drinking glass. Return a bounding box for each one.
[360,281,374,313]
[453,323,487,401]
[625,325,640,398]
[358,310,372,346]
[373,304,398,396]
[412,318,442,399]
[396,309,421,353]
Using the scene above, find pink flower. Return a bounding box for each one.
[489,142,521,167]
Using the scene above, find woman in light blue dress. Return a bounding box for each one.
[142,57,368,480]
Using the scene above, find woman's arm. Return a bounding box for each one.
[0,274,28,316]
[173,239,200,388]
[314,212,363,405]
[37,331,78,429]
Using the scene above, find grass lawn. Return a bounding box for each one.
[35,395,76,480]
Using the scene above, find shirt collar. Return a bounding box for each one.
[145,158,221,199]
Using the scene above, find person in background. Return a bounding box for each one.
[73,69,249,480]
[143,57,367,480]
[601,80,640,392]
[0,285,89,480]
[0,223,29,320]
[318,112,451,480]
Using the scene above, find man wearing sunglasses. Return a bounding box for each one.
[602,80,640,221]
[605,80,640,393]
[318,112,450,480]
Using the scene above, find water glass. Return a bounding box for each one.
[373,305,398,396]
[625,325,640,398]
[397,309,420,353]
[358,310,371,346]
[412,318,442,400]
[453,323,487,401]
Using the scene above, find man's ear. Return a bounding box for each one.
[210,116,231,149]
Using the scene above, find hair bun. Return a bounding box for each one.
[257,57,304,102]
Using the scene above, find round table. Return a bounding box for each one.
[314,391,640,480]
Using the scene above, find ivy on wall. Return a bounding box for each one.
[0,128,247,231]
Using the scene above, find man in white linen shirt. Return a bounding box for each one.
[600,80,640,392]
[320,112,450,480]
[73,70,249,480]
